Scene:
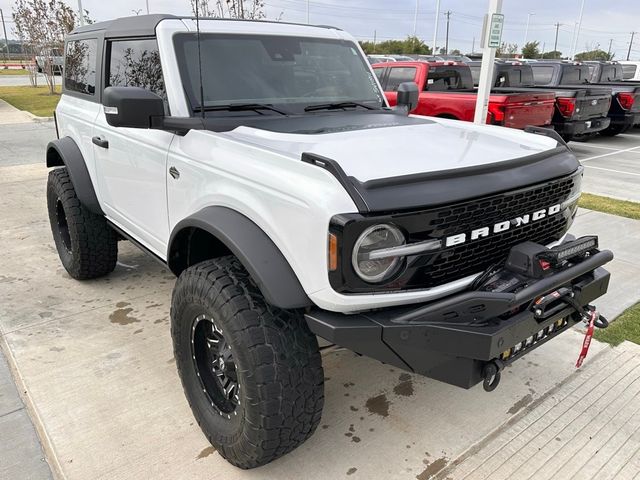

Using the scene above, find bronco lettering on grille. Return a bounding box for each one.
[445,204,561,247]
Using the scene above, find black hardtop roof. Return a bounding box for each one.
[68,14,340,39]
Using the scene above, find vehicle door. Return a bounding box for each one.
[92,37,174,256]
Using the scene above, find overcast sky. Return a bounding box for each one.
[1,0,639,59]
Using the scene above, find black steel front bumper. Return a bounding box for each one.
[306,247,612,390]
[556,116,610,136]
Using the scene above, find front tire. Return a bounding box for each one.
[171,257,324,469]
[46,167,118,279]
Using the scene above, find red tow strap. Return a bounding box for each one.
[576,309,596,368]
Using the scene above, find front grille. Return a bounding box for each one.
[330,171,581,294]
[404,174,578,289]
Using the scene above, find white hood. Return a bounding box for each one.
[222,117,559,182]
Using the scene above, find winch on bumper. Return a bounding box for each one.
[306,236,613,392]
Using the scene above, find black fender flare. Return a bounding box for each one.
[168,206,311,309]
[46,137,103,215]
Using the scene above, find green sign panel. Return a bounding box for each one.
[488,13,504,48]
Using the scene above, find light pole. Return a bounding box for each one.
[570,0,585,59]
[628,32,636,61]
[77,0,85,26]
[523,12,534,48]
[432,0,440,55]
[146,0,150,14]
[413,0,419,37]
[0,9,9,63]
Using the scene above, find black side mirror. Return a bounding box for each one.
[396,82,419,113]
[103,86,165,128]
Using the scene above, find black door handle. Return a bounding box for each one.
[92,136,109,149]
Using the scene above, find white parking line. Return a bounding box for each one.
[583,165,640,177]
[580,145,640,163]
[574,143,624,151]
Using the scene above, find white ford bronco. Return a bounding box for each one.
[46,14,613,468]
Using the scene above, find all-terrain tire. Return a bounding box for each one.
[46,167,118,279]
[171,256,324,469]
[600,123,629,137]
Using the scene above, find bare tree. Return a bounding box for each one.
[190,0,266,19]
[12,0,85,93]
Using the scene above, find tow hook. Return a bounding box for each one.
[482,359,505,392]
[576,305,608,368]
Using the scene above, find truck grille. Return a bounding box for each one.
[329,170,581,294]
[407,174,578,288]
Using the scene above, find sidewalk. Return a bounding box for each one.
[0,163,639,479]
[0,99,38,125]
[0,348,52,479]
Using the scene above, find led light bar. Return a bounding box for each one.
[537,236,598,267]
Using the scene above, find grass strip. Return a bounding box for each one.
[0,85,60,117]
[579,193,640,221]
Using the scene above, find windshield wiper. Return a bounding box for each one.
[304,101,377,112]
[195,103,290,115]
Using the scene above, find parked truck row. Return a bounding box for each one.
[372,59,639,141]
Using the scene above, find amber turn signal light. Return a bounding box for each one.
[328,233,338,271]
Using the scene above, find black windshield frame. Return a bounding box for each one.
[173,32,384,116]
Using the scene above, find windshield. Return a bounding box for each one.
[173,33,384,115]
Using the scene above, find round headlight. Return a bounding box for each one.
[352,224,405,283]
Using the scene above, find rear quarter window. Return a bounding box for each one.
[623,64,638,80]
[560,66,589,85]
[64,38,98,96]
[469,65,480,86]
[425,66,472,91]
[531,65,555,85]
[386,67,417,91]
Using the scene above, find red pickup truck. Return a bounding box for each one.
[373,61,555,129]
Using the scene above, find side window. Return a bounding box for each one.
[623,64,638,80]
[531,66,555,85]
[373,67,385,81]
[64,39,97,95]
[425,67,472,91]
[469,66,480,86]
[106,38,166,99]
[386,67,417,91]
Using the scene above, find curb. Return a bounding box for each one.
[23,111,55,123]
[0,335,65,480]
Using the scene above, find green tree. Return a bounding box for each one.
[542,50,563,59]
[12,0,81,92]
[450,49,461,55]
[496,42,518,58]
[575,49,614,61]
[359,36,432,55]
[522,41,540,58]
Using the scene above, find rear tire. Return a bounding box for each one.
[171,256,324,469]
[600,123,629,137]
[46,167,118,279]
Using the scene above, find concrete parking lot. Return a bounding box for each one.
[0,113,639,479]
[571,131,640,203]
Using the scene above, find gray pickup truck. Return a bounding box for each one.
[469,61,612,141]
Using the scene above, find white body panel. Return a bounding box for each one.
[92,113,174,256]
[55,18,566,313]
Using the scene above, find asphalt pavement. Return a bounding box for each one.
[0,73,47,87]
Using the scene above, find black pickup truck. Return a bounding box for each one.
[529,61,640,136]
[468,61,611,141]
